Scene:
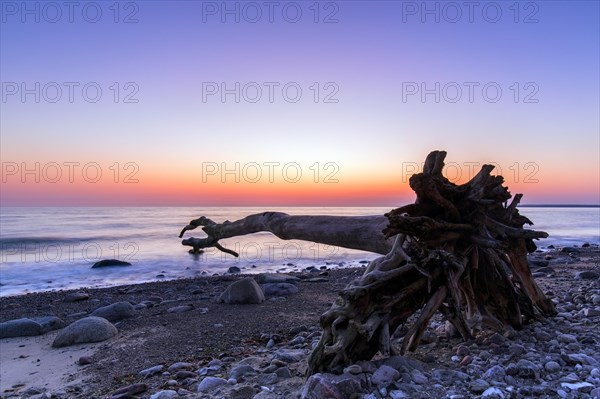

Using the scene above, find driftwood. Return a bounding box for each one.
[306,150,555,375]
[179,150,556,376]
[179,214,394,256]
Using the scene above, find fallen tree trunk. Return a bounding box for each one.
[178,150,556,376]
[179,213,394,256]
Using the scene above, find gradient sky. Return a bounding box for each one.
[1,1,599,206]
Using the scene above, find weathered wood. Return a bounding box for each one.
[180,213,394,256]
[178,150,556,377]
[306,150,555,375]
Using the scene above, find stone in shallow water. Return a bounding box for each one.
[92,259,132,268]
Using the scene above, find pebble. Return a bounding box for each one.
[197,377,228,392]
[545,361,561,373]
[149,390,178,399]
[139,365,164,378]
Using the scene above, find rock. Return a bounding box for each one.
[0,318,43,338]
[167,305,194,313]
[529,259,549,268]
[545,361,561,373]
[261,283,299,297]
[255,273,300,284]
[561,247,579,253]
[168,362,194,372]
[343,365,362,375]
[139,365,164,378]
[561,382,594,393]
[52,317,117,347]
[481,387,505,398]
[91,302,136,322]
[197,377,227,392]
[272,348,305,363]
[566,353,599,366]
[275,366,292,378]
[228,266,241,273]
[256,373,278,386]
[536,266,555,274]
[174,371,196,379]
[109,383,148,399]
[231,385,259,399]
[64,292,90,302]
[483,365,506,381]
[516,359,540,378]
[371,365,400,386]
[301,373,367,399]
[583,308,600,317]
[558,333,578,343]
[218,278,265,304]
[78,356,93,365]
[230,364,255,379]
[389,390,409,399]
[149,390,178,399]
[576,271,600,280]
[470,379,490,394]
[92,259,132,268]
[432,368,469,382]
[382,356,424,373]
[460,355,473,366]
[456,345,470,357]
[33,316,66,333]
[303,277,328,282]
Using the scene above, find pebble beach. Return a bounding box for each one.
[1,244,599,399]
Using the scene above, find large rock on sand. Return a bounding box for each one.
[0,318,43,338]
[91,301,136,322]
[52,316,117,347]
[218,278,265,304]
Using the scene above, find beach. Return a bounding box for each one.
[1,244,599,399]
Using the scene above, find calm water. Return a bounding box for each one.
[1,207,598,296]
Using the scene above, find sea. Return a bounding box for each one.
[1,206,598,297]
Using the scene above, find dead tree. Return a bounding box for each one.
[306,150,555,375]
[179,150,555,375]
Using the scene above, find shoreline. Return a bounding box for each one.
[1,245,599,398]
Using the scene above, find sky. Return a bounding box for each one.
[1,0,599,206]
